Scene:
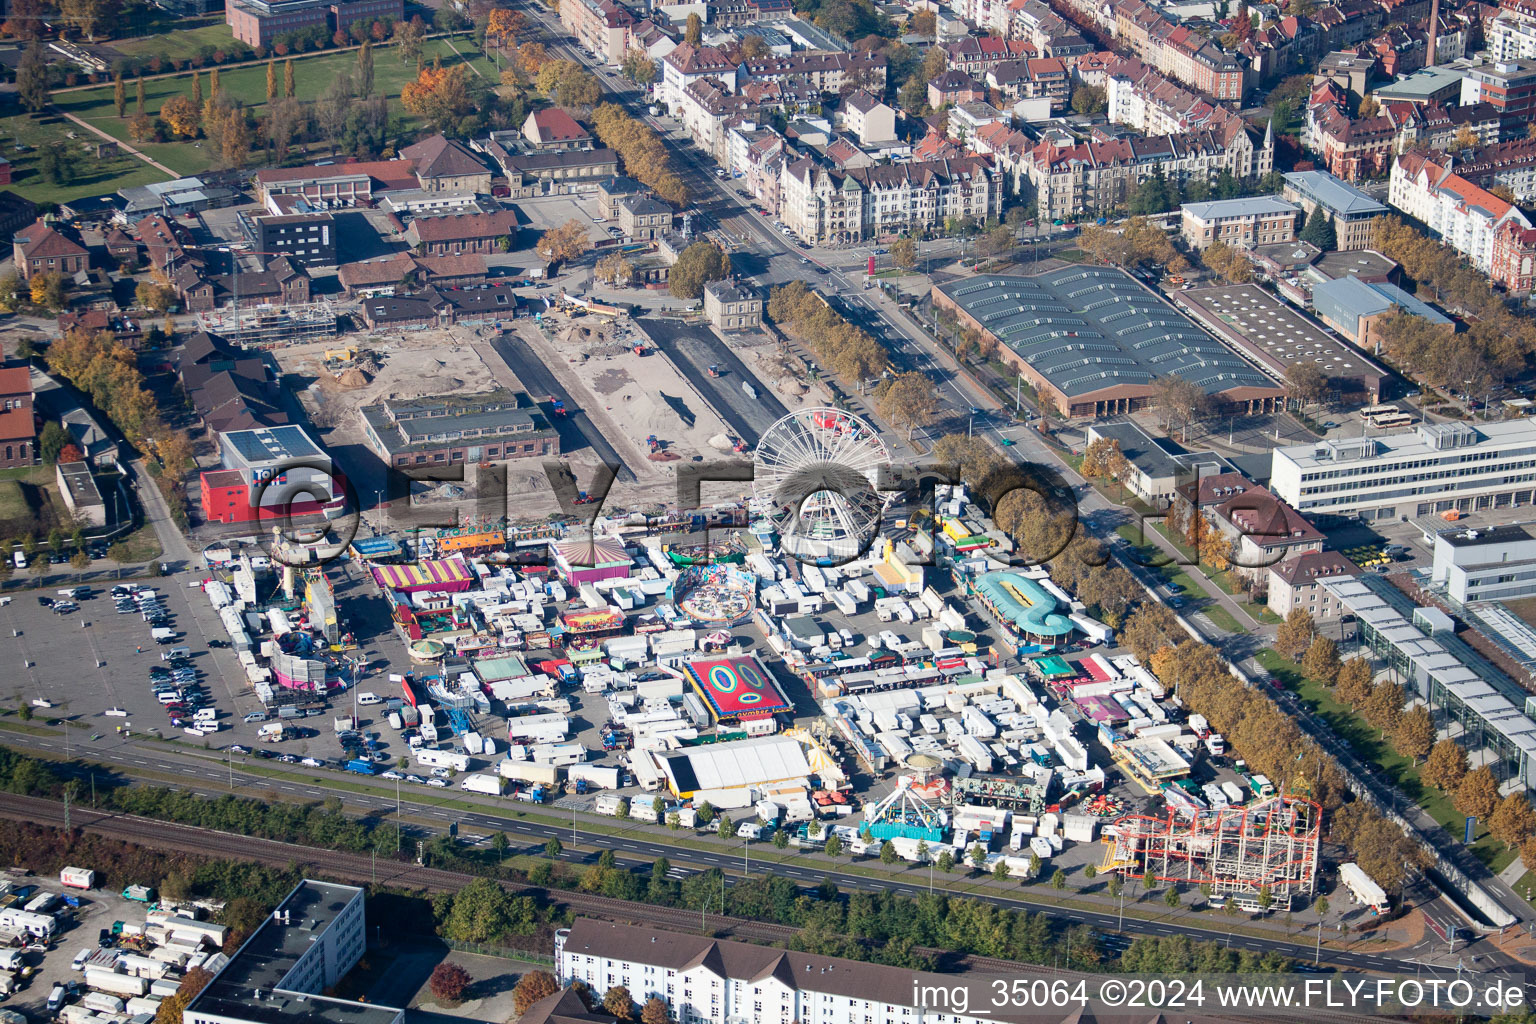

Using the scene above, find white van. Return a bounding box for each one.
[161,646,190,660]
[151,628,175,643]
[56,588,84,600]
[356,692,382,706]
[11,550,25,570]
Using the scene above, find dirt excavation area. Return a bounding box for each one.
[553,323,737,463]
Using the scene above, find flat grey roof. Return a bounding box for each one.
[1283,171,1388,218]
[224,425,321,464]
[189,880,400,1024]
[936,266,1278,398]
[1176,284,1386,384]
[1181,195,1299,221]
[1310,248,1397,281]
[1089,420,1232,480]
[1372,65,1465,100]
[1440,524,1535,548]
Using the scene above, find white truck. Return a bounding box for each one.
[83,992,127,1015]
[1338,862,1389,914]
[567,764,621,790]
[84,968,149,997]
[460,774,504,796]
[497,759,560,786]
[414,748,470,772]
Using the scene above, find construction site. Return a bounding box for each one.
[1106,796,1322,910]
[194,301,339,349]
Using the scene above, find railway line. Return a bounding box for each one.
[0,792,1392,1024]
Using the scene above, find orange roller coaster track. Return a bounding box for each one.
[1110,795,1321,910]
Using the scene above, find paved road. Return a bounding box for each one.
[488,333,637,484]
[636,317,788,447]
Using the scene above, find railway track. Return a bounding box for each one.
[0,795,1393,1024]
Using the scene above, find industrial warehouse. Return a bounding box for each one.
[930,267,1286,419]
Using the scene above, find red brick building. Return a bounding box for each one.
[12,221,87,281]
[0,365,35,470]
[1492,218,1536,293]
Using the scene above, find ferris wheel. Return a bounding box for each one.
[754,408,890,563]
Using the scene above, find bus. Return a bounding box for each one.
[1359,404,1399,419]
[1370,414,1413,429]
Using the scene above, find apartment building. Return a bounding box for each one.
[556,920,996,1024]
[1489,3,1536,62]
[1491,217,1536,293]
[1113,0,1245,100]
[12,220,86,280]
[744,51,888,94]
[1389,151,1534,274]
[780,155,999,244]
[703,280,762,330]
[1270,420,1536,520]
[1105,59,1269,177]
[841,90,897,145]
[1014,131,1253,223]
[560,0,636,65]
[1439,137,1536,201]
[941,35,1033,76]
[1180,195,1301,250]
[658,43,740,113]
[1280,169,1388,250]
[1461,57,1536,131]
[1267,551,1361,619]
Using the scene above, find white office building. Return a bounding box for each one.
[1431,524,1536,605]
[556,919,993,1024]
[1269,420,1536,521]
[184,880,401,1024]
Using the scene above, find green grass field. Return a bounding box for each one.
[0,111,171,205]
[1254,648,1518,873]
[0,481,28,521]
[54,37,499,178]
[111,21,240,60]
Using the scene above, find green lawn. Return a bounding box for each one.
[55,37,498,177]
[1254,648,1518,873]
[0,481,27,521]
[0,111,171,205]
[111,21,241,60]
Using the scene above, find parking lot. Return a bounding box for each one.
[2,874,148,1020]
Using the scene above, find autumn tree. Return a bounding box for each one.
[1394,704,1435,764]
[876,371,938,439]
[1334,656,1374,708]
[135,76,145,115]
[1273,608,1316,662]
[668,241,730,299]
[595,252,635,287]
[428,962,472,1004]
[1490,793,1536,850]
[621,48,657,85]
[604,986,636,1020]
[1422,738,1469,792]
[114,74,126,117]
[389,16,423,64]
[684,11,702,45]
[161,94,201,139]
[640,997,670,1024]
[891,236,918,269]
[485,7,526,55]
[1152,374,1211,439]
[1363,679,1404,738]
[401,60,479,135]
[1455,765,1500,823]
[536,219,591,268]
[1080,436,1128,483]
[1283,360,1327,408]
[513,972,560,1017]
[1071,84,1107,114]
[537,59,602,108]
[1201,238,1253,283]
[1301,635,1340,685]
